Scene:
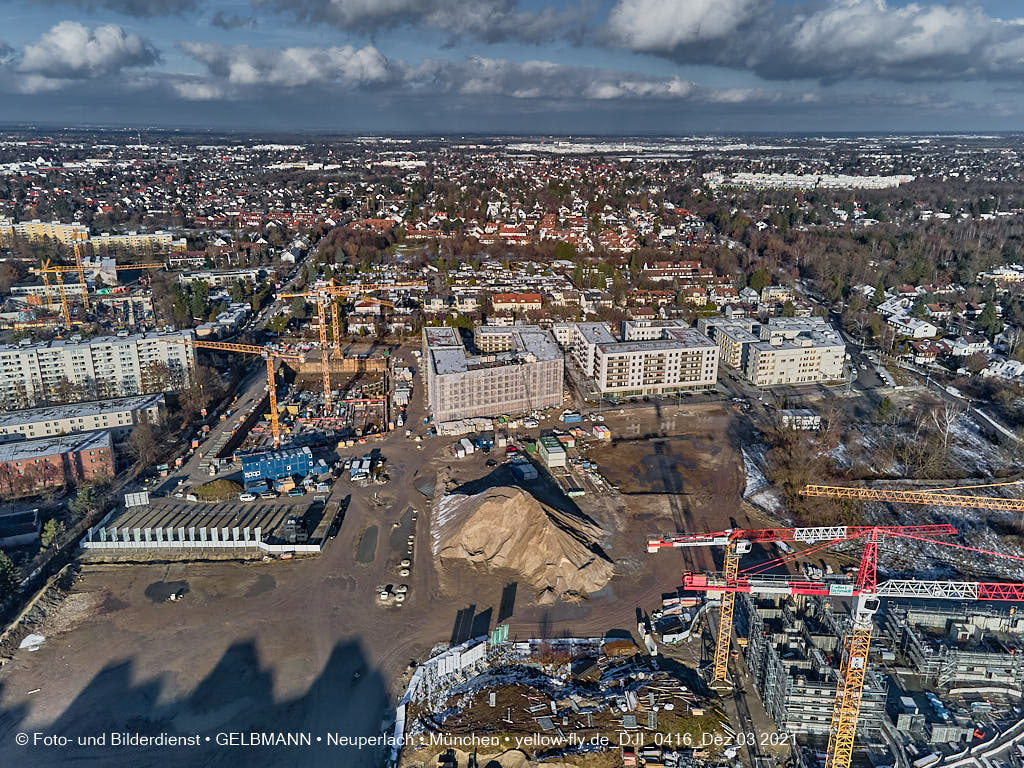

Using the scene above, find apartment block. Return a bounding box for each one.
[178,268,269,288]
[0,331,196,409]
[0,218,89,245]
[0,394,166,441]
[620,318,689,341]
[423,325,563,423]
[554,321,616,374]
[91,231,186,252]
[0,430,114,497]
[743,319,845,386]
[712,323,761,369]
[558,321,718,399]
[760,285,795,304]
[884,605,1024,689]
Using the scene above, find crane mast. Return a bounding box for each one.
[170,338,301,447]
[660,519,1024,768]
[277,281,424,422]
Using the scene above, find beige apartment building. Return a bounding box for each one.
[744,331,845,386]
[0,218,89,245]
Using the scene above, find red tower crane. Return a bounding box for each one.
[655,524,1024,768]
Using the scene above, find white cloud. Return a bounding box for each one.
[607,0,1024,82]
[20,21,158,80]
[171,81,225,101]
[180,42,394,88]
[608,0,764,51]
[406,55,784,103]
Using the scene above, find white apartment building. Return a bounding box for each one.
[553,321,616,374]
[760,285,794,304]
[424,326,563,423]
[178,268,268,288]
[91,231,185,252]
[744,331,845,386]
[0,393,166,440]
[558,321,718,398]
[0,331,196,409]
[714,324,762,368]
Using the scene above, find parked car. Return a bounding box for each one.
[239,493,257,502]
[288,487,305,497]
[259,490,278,500]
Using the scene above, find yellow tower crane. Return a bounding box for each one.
[170,338,302,447]
[277,281,425,414]
[32,260,166,324]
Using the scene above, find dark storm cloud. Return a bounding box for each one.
[210,11,256,30]
[250,0,597,44]
[32,0,198,16]
[607,0,1024,83]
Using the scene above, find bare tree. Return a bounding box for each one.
[931,404,964,455]
[126,417,160,468]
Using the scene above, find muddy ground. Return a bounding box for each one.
[0,402,760,767]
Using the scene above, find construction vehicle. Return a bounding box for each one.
[651,478,1024,768]
[170,338,301,447]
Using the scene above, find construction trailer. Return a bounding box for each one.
[241,446,317,490]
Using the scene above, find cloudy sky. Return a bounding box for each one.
[3,0,1024,132]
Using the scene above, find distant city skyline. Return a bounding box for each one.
[3,1,1024,132]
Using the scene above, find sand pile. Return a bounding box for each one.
[434,486,613,602]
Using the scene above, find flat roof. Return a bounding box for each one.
[431,326,561,374]
[751,333,844,352]
[423,326,463,349]
[0,430,111,463]
[0,329,193,353]
[716,325,760,343]
[599,330,716,355]
[431,347,471,375]
[574,322,616,345]
[0,394,165,429]
[663,328,717,347]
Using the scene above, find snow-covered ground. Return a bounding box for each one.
[741,444,784,514]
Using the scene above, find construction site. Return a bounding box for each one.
[8,259,1024,768]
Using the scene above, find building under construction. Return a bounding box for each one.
[736,593,888,740]
[883,605,1024,688]
[422,325,563,423]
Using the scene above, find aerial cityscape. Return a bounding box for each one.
[4,2,1024,768]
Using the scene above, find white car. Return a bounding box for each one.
[238,493,257,502]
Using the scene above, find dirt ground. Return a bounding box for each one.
[0,398,762,767]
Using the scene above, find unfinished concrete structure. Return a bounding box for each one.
[423,325,563,423]
[884,605,1024,688]
[737,593,888,740]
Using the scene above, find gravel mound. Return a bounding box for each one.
[434,486,613,602]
